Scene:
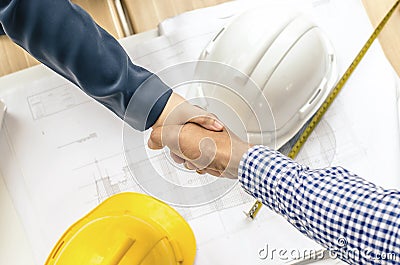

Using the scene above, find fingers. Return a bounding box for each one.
[189,105,223,131]
[148,127,163,149]
[203,168,222,177]
[190,136,216,169]
[170,151,185,164]
[195,169,207,175]
[148,121,241,178]
[185,161,222,177]
[188,115,223,131]
[148,125,183,155]
[170,148,218,176]
[152,93,223,132]
[149,123,219,174]
[150,123,208,163]
[184,161,197,170]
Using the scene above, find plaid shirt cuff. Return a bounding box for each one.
[238,145,400,264]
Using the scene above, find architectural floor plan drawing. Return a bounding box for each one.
[27,83,90,120]
[1,1,400,264]
[280,119,337,169]
[73,152,137,204]
[74,145,254,220]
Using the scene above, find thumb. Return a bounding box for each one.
[187,106,223,131]
[188,115,224,131]
[152,93,223,132]
[148,127,164,150]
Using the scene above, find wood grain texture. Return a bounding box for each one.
[362,0,400,76]
[0,36,40,77]
[74,0,124,38]
[0,0,123,77]
[122,0,231,33]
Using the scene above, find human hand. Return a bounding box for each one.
[152,93,223,131]
[148,122,252,179]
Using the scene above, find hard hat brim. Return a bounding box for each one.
[46,192,196,265]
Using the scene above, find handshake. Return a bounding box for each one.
[150,93,252,179]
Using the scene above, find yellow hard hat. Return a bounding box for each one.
[45,192,196,265]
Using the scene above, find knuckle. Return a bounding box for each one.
[150,128,162,144]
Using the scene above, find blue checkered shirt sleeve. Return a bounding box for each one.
[238,145,400,264]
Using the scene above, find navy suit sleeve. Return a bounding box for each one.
[0,0,172,130]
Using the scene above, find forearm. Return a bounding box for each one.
[239,146,400,264]
[0,0,171,130]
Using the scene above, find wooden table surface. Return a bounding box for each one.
[362,0,400,76]
[1,0,398,77]
[0,0,123,77]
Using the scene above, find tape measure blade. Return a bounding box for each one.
[287,0,400,160]
[246,0,400,220]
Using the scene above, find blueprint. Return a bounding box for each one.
[0,0,400,264]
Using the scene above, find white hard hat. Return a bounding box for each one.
[199,6,337,149]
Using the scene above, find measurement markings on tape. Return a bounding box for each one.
[246,0,400,220]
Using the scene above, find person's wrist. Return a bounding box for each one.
[152,93,223,131]
[152,93,184,128]
[224,140,253,179]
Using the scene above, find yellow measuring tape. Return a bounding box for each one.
[246,0,400,220]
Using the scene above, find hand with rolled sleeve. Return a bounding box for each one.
[149,122,400,265]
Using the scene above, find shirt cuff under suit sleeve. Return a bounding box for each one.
[238,145,400,264]
[0,0,171,130]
